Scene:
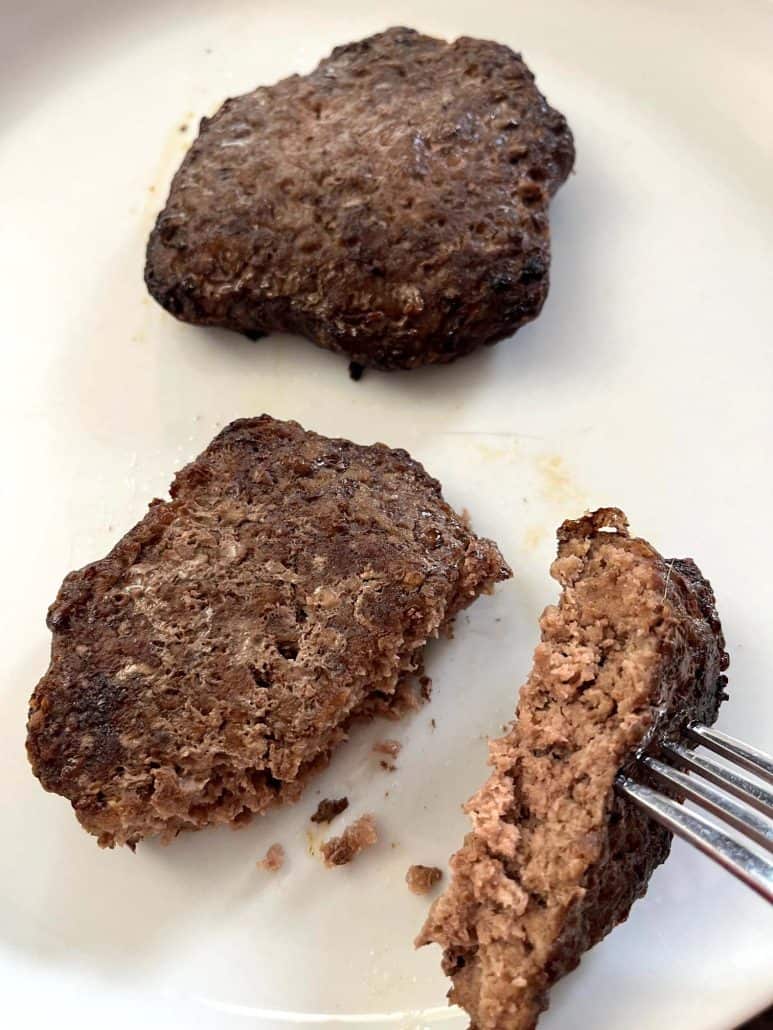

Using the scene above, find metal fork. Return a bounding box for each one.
[617,723,773,903]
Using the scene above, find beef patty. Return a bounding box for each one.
[417,508,728,1030]
[145,27,574,370]
[27,416,510,847]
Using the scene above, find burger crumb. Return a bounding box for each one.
[406,864,443,894]
[373,739,401,758]
[321,814,378,867]
[310,796,349,824]
[257,843,285,872]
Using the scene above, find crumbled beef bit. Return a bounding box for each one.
[311,796,349,824]
[406,864,443,895]
[257,842,285,872]
[373,739,401,758]
[321,814,378,867]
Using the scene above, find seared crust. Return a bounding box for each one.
[27,416,510,847]
[145,27,574,370]
[418,508,728,1030]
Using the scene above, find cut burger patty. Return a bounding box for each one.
[145,27,574,370]
[418,507,728,1030]
[27,416,510,848]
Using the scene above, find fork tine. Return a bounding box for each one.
[640,754,773,853]
[688,723,773,785]
[662,741,773,819]
[617,775,773,904]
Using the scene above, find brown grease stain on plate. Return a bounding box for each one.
[305,829,317,857]
[536,453,584,506]
[133,113,197,344]
[522,524,546,551]
[139,110,196,236]
[471,437,520,464]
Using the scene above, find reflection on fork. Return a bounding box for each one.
[617,723,773,903]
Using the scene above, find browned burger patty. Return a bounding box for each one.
[418,508,728,1030]
[145,27,574,370]
[27,416,510,848]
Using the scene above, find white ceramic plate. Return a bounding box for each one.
[1,1,772,1027]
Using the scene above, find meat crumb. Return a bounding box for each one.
[373,739,401,758]
[419,675,432,700]
[380,760,396,772]
[430,718,436,730]
[321,814,378,867]
[310,796,349,824]
[348,361,364,381]
[406,864,443,894]
[257,843,285,872]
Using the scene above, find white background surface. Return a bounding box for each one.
[1,1,772,1027]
